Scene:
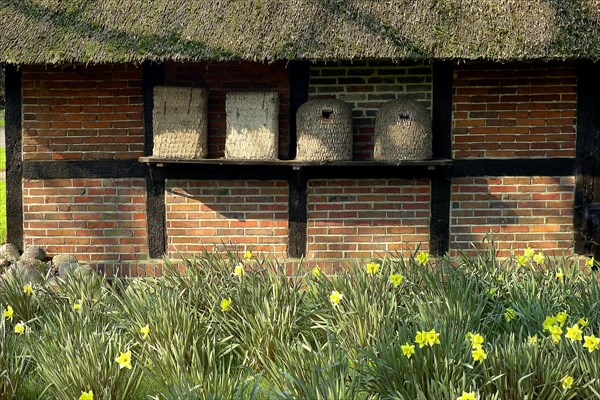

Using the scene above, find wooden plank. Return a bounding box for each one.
[429,60,453,256]
[22,160,145,179]
[288,170,307,258]
[288,61,310,160]
[453,158,576,177]
[142,61,167,258]
[5,65,23,250]
[574,61,600,255]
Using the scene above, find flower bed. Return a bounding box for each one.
[0,248,599,399]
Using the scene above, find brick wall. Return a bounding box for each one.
[453,62,576,159]
[450,177,575,257]
[22,178,149,272]
[22,64,144,160]
[309,61,432,159]
[307,179,430,259]
[164,61,290,159]
[165,180,288,258]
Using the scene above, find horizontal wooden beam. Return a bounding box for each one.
[22,160,145,180]
[452,158,576,177]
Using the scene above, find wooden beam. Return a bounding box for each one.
[23,160,145,179]
[143,61,167,258]
[453,158,576,177]
[288,169,307,258]
[5,65,23,250]
[429,61,453,256]
[288,61,310,160]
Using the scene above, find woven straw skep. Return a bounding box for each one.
[153,86,208,159]
[296,99,353,162]
[374,98,432,161]
[225,91,279,160]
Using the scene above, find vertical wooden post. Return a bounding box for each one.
[430,61,453,256]
[143,61,167,258]
[5,65,23,250]
[288,61,310,160]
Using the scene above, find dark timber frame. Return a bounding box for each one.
[5,65,23,250]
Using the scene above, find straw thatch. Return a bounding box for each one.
[1,0,600,64]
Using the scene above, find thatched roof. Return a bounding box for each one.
[1,0,600,64]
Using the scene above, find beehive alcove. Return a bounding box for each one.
[374,98,432,161]
[153,86,208,159]
[295,99,353,162]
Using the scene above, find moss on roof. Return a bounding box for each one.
[1,0,600,64]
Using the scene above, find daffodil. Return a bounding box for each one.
[578,317,589,328]
[565,324,582,342]
[516,254,528,267]
[586,257,595,267]
[401,343,415,358]
[79,391,93,400]
[533,252,545,265]
[139,325,150,339]
[466,332,484,349]
[487,288,497,298]
[561,375,574,390]
[221,298,232,312]
[234,263,245,277]
[73,300,82,311]
[389,273,403,287]
[524,247,535,259]
[505,308,517,322]
[584,334,600,352]
[415,331,427,348]
[14,322,25,335]
[115,351,132,369]
[23,284,33,295]
[457,392,477,400]
[528,335,538,345]
[416,251,429,266]
[365,262,380,275]
[555,311,568,327]
[543,316,557,332]
[311,266,321,278]
[425,329,440,346]
[2,306,13,321]
[472,347,487,362]
[244,250,253,260]
[549,325,562,344]
[329,291,343,306]
[556,270,565,280]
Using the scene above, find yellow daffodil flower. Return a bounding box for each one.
[556,270,565,280]
[586,257,595,267]
[234,263,245,277]
[73,300,82,311]
[139,325,150,339]
[561,375,574,390]
[115,350,132,369]
[516,254,528,267]
[329,291,343,306]
[555,311,568,327]
[528,335,538,345]
[416,251,430,266]
[365,262,380,275]
[79,390,93,400]
[524,247,535,259]
[505,308,517,322]
[533,252,545,265]
[401,343,415,358]
[565,324,582,342]
[14,322,25,335]
[244,251,253,260]
[543,316,557,332]
[2,305,13,321]
[426,329,441,347]
[466,332,484,349]
[584,334,600,352]
[472,347,487,362]
[549,325,562,344]
[578,317,589,328]
[23,284,33,295]
[415,331,427,348]
[221,298,232,312]
[457,392,477,400]
[389,274,403,287]
[311,266,321,277]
